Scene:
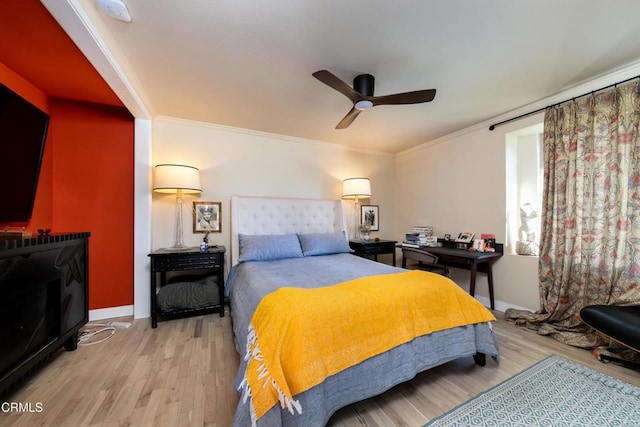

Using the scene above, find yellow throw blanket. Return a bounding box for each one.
[239,270,495,424]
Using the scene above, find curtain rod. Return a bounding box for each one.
[488,74,640,131]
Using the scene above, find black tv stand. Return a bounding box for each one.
[0,232,90,396]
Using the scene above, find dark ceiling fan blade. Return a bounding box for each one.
[372,89,436,106]
[315,69,437,129]
[313,70,361,104]
[335,107,361,129]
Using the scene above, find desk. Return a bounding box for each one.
[399,245,503,309]
[349,239,398,266]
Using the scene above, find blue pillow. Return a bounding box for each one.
[297,232,353,256]
[238,234,303,262]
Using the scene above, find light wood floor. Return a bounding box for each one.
[2,308,639,427]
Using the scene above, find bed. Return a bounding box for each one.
[228,196,499,426]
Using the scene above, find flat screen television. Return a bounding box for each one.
[0,82,50,222]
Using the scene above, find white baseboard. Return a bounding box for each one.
[89,305,135,321]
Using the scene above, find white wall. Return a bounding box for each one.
[151,114,542,312]
[151,117,396,258]
[395,113,545,311]
[149,57,640,314]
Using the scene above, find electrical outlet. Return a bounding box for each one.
[110,321,131,329]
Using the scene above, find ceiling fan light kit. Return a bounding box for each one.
[355,100,373,111]
[312,69,436,129]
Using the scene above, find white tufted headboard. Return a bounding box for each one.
[230,196,348,266]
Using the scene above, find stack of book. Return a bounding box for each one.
[412,226,433,235]
[402,226,437,248]
[402,233,423,248]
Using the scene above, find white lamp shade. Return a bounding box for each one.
[342,178,371,199]
[153,164,202,194]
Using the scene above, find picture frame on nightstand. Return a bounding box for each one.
[193,201,222,233]
[361,205,379,231]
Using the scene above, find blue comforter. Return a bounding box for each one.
[229,254,499,426]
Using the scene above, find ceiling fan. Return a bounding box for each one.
[312,70,436,129]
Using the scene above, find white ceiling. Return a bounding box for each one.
[48,0,640,153]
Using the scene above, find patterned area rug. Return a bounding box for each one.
[426,355,640,426]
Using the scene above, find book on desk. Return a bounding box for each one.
[404,228,437,248]
[401,238,499,252]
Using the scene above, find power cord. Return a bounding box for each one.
[77,321,132,346]
[77,323,116,346]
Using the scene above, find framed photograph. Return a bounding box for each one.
[360,205,379,231]
[455,231,475,243]
[193,201,221,233]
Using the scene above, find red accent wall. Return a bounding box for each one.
[0,63,50,113]
[0,68,135,310]
[0,1,122,107]
[0,1,135,311]
[50,100,134,309]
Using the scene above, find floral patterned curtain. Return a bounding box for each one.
[505,81,640,357]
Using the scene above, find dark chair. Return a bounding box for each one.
[401,247,449,276]
[580,304,640,368]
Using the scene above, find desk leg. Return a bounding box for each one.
[392,250,396,267]
[469,262,477,298]
[487,262,495,310]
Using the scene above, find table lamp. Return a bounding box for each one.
[153,164,202,250]
[342,177,371,239]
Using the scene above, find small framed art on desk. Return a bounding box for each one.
[455,231,474,243]
[361,205,379,231]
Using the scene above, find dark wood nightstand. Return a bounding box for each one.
[349,239,398,266]
[148,246,226,328]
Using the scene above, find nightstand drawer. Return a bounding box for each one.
[349,239,398,266]
[374,242,396,253]
[153,253,221,271]
[360,245,381,255]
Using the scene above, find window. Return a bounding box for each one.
[505,123,543,255]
